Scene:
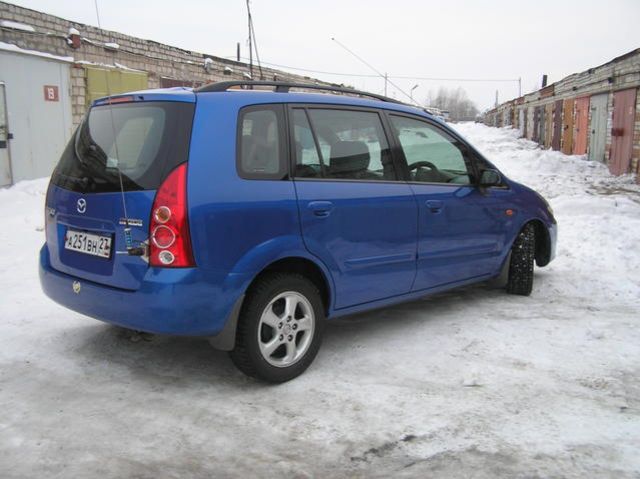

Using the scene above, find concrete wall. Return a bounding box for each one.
[483,49,640,182]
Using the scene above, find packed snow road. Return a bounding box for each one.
[1,123,639,478]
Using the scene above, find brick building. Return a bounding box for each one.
[483,49,640,182]
[0,1,329,186]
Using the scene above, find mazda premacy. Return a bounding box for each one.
[40,81,557,382]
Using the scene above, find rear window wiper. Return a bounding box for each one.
[54,173,99,192]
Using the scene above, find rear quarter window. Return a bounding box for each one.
[237,104,288,180]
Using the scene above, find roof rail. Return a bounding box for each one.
[194,81,402,104]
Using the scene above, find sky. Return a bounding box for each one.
[8,0,640,110]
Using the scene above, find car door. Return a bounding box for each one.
[387,113,510,291]
[290,106,418,309]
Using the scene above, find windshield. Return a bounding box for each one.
[52,101,194,193]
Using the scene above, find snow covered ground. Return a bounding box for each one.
[1,123,639,478]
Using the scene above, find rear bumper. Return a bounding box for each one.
[39,246,247,338]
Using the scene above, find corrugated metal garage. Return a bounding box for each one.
[484,49,640,182]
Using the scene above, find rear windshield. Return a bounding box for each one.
[52,101,194,193]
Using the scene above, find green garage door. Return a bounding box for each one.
[85,67,148,105]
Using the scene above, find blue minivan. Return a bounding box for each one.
[40,81,557,382]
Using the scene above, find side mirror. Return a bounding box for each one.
[479,169,502,187]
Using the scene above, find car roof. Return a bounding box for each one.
[91,86,435,121]
[197,89,435,118]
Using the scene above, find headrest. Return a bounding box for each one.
[329,140,370,174]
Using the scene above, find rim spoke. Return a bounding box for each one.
[261,337,281,357]
[283,295,297,319]
[283,340,296,363]
[261,309,280,328]
[297,315,312,332]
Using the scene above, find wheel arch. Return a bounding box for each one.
[248,256,333,316]
[517,218,551,267]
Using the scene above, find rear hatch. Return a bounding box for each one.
[45,95,195,290]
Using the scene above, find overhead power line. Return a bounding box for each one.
[331,37,416,104]
[227,55,519,83]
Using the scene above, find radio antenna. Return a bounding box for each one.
[92,0,134,252]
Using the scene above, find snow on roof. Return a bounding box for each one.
[74,59,144,73]
[104,42,120,50]
[0,20,36,32]
[0,41,74,62]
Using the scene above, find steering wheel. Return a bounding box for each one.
[408,161,439,172]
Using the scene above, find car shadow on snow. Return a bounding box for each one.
[323,283,508,337]
[68,323,244,388]
[66,282,522,388]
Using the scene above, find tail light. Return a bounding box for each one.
[149,163,195,267]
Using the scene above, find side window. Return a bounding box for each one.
[389,115,473,185]
[237,105,287,179]
[293,108,397,181]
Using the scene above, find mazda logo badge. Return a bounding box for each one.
[77,198,86,214]
[72,281,81,294]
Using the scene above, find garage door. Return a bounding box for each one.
[609,88,637,175]
[85,67,148,105]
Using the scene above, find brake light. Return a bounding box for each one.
[149,163,195,267]
[95,95,135,105]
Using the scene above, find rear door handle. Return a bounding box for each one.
[307,201,334,217]
[425,200,443,213]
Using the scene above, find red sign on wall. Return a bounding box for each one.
[43,85,59,102]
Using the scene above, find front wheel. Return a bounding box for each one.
[229,273,324,382]
[506,223,536,296]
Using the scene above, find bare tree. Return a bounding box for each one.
[427,87,479,122]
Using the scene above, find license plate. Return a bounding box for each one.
[64,229,112,258]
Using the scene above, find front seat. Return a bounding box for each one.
[329,140,377,180]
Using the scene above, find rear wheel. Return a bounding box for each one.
[229,273,324,382]
[506,223,536,296]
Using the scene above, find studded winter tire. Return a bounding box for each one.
[506,223,536,296]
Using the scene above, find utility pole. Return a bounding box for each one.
[495,90,499,107]
[384,72,388,96]
[247,0,253,78]
[518,77,522,97]
[410,84,419,103]
[236,42,240,62]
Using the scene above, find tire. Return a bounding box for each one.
[229,273,325,383]
[506,223,536,296]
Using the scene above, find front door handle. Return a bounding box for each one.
[307,201,334,217]
[425,200,443,213]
